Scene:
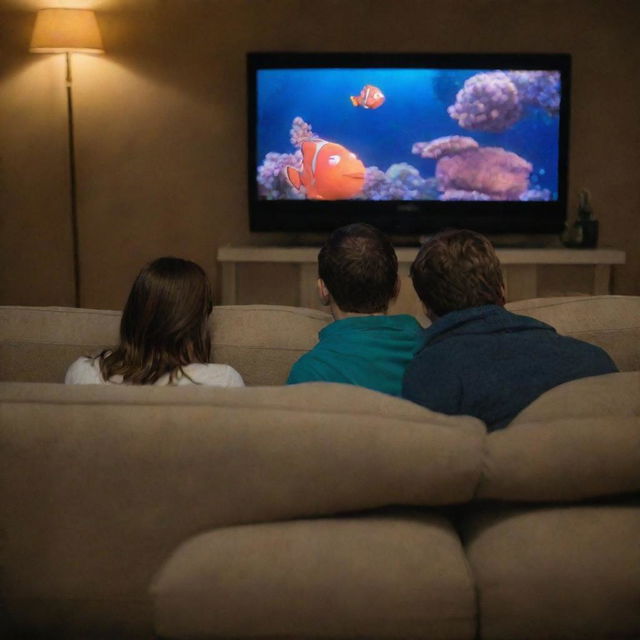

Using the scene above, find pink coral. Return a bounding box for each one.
[447,71,522,133]
[257,150,303,199]
[506,71,561,116]
[436,147,532,200]
[412,136,479,160]
[289,116,315,147]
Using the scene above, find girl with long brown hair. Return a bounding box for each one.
[65,257,244,387]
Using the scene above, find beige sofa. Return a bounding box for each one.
[1,296,639,640]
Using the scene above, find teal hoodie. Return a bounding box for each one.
[287,314,423,396]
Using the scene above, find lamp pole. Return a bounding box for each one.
[65,52,81,307]
[30,8,104,308]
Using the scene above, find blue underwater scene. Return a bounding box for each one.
[256,68,562,202]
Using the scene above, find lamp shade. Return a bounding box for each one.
[30,8,104,54]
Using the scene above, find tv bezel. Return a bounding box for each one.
[247,52,571,235]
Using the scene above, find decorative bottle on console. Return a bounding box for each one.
[576,189,599,248]
[562,189,599,248]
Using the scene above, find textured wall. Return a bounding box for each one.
[1,0,639,309]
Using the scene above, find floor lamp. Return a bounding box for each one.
[30,8,104,307]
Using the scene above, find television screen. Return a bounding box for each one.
[248,53,571,235]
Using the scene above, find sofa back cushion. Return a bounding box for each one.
[0,306,120,383]
[506,295,640,371]
[211,305,329,385]
[477,372,640,502]
[0,305,330,385]
[0,381,484,635]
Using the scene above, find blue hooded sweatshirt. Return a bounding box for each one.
[287,314,423,396]
[402,305,618,430]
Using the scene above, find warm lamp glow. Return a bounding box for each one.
[29,8,105,307]
[30,8,104,54]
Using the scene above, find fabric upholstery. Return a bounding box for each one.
[476,372,640,501]
[151,511,477,640]
[1,298,639,639]
[511,370,640,423]
[211,304,330,385]
[0,304,330,385]
[0,306,119,383]
[478,415,640,501]
[462,502,640,639]
[0,341,109,383]
[2,297,637,385]
[0,381,484,636]
[506,295,640,371]
[0,380,480,429]
[0,305,121,343]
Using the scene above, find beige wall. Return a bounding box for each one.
[1,0,639,309]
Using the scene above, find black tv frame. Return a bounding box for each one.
[247,52,571,236]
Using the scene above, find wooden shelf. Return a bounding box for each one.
[219,246,626,265]
[218,246,626,311]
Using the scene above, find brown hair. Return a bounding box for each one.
[99,257,213,384]
[410,229,505,317]
[318,223,398,314]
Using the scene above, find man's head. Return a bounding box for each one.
[318,223,399,315]
[410,229,505,319]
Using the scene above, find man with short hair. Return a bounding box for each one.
[402,228,618,430]
[287,223,423,396]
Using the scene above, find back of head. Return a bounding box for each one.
[410,229,505,318]
[318,223,398,314]
[102,256,213,384]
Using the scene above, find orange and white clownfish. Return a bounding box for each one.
[284,138,365,200]
[350,84,385,109]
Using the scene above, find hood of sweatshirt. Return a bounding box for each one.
[419,304,556,350]
[319,313,423,356]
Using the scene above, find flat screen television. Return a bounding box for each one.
[248,52,571,236]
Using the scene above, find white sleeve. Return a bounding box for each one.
[181,363,245,387]
[224,366,245,388]
[65,357,103,384]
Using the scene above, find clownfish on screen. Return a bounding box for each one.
[350,84,385,109]
[284,138,365,200]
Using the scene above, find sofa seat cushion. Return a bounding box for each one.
[461,502,640,640]
[506,295,640,371]
[151,510,477,640]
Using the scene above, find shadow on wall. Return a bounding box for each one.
[0,11,39,79]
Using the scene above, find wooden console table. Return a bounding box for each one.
[218,246,626,314]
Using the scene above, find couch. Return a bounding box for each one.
[1,296,639,640]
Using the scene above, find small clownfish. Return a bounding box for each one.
[350,84,385,110]
[285,138,365,200]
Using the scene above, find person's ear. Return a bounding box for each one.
[317,278,330,306]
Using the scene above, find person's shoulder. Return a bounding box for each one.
[409,329,453,361]
[405,344,449,376]
[181,363,245,387]
[391,313,423,328]
[287,350,327,384]
[555,334,619,369]
[65,356,104,384]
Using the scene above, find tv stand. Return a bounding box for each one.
[217,246,626,313]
